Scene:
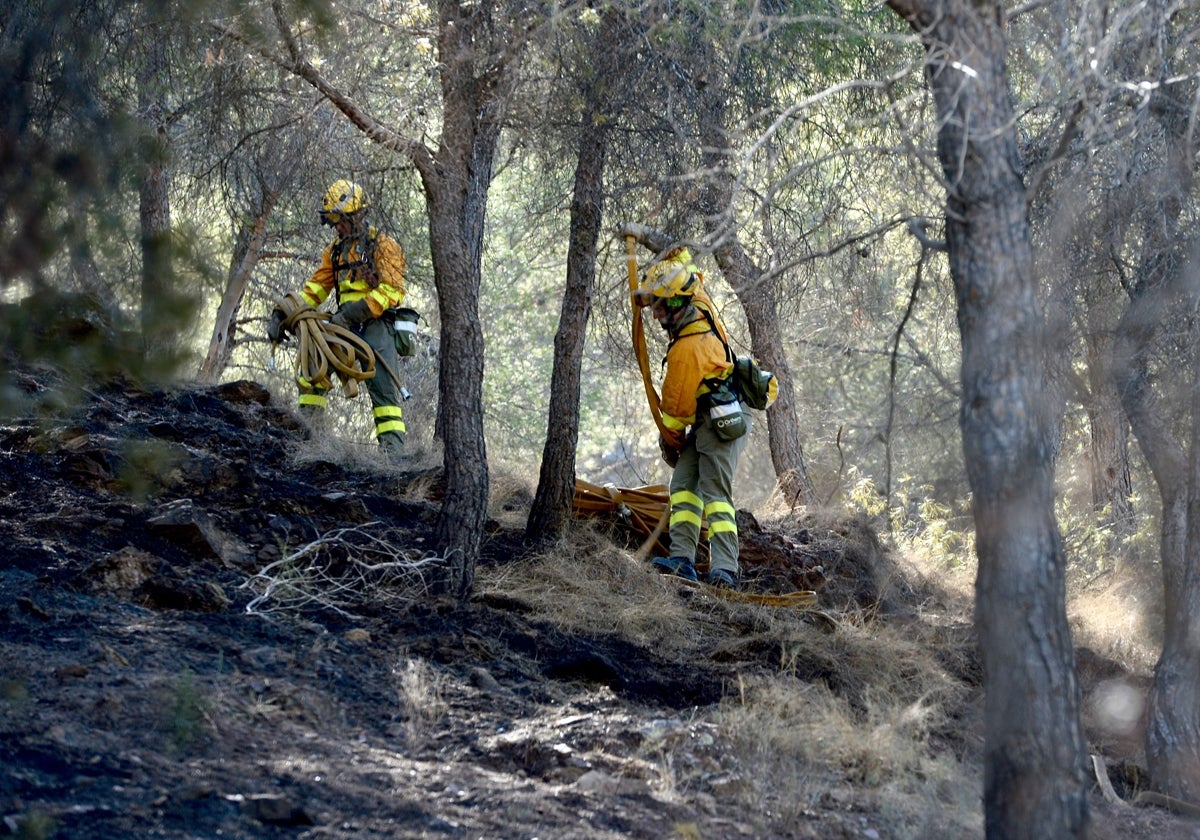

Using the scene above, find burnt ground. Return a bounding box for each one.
[0,368,1195,839]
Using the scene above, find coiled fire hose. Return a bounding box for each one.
[270,292,404,397]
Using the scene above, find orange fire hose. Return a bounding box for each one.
[626,235,669,440]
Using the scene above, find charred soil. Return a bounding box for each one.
[0,370,1191,838]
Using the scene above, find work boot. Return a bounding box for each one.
[652,555,697,582]
[379,431,405,464]
[705,568,739,590]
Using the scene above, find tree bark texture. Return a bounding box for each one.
[417,0,518,597]
[1117,267,1200,798]
[1081,302,1134,543]
[693,85,814,507]
[526,94,607,542]
[887,0,1090,836]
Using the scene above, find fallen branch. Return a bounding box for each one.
[243,523,448,617]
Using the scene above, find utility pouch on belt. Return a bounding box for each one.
[390,307,421,357]
[703,378,747,442]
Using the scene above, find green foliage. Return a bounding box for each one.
[8,810,57,840]
[847,469,974,568]
[163,668,209,752]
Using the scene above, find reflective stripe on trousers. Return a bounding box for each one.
[667,411,751,575]
[296,317,407,446]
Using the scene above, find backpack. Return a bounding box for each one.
[733,355,778,411]
[685,307,779,412]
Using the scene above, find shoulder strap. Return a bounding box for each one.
[693,306,734,364]
[662,308,734,369]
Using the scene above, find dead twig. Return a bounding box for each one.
[243,523,448,617]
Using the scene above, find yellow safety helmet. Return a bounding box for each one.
[320,179,369,226]
[636,248,700,305]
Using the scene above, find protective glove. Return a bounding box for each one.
[266,308,287,343]
[330,299,373,330]
[659,435,680,468]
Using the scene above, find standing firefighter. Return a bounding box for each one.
[267,180,409,458]
[634,248,768,590]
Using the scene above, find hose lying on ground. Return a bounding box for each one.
[572,478,818,608]
[573,479,674,561]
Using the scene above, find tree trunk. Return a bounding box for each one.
[198,192,279,383]
[526,92,607,542]
[137,21,177,377]
[887,0,1089,835]
[1111,77,1200,799]
[1114,263,1198,797]
[414,0,523,597]
[653,28,814,506]
[1082,299,1134,545]
[691,81,812,504]
[706,235,812,505]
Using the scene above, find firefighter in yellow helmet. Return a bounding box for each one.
[634,245,730,345]
[267,180,409,457]
[637,247,749,589]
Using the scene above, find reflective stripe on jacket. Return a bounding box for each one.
[300,228,407,317]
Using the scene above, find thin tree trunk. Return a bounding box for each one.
[526,91,607,542]
[1112,71,1200,798]
[888,0,1089,835]
[416,0,521,597]
[1082,299,1134,545]
[198,192,279,383]
[138,21,176,375]
[690,51,813,505]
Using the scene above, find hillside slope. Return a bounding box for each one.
[0,369,1188,838]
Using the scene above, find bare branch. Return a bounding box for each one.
[905,216,947,252]
[208,17,435,179]
[242,524,450,617]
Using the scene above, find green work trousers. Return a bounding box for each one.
[297,316,406,452]
[667,409,751,576]
[360,317,406,453]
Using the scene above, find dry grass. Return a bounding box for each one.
[715,676,982,837]
[477,522,696,653]
[487,470,537,531]
[479,506,989,837]
[395,656,449,746]
[1067,572,1162,676]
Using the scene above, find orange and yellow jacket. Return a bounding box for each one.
[299,227,406,317]
[659,312,735,451]
[690,283,729,346]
